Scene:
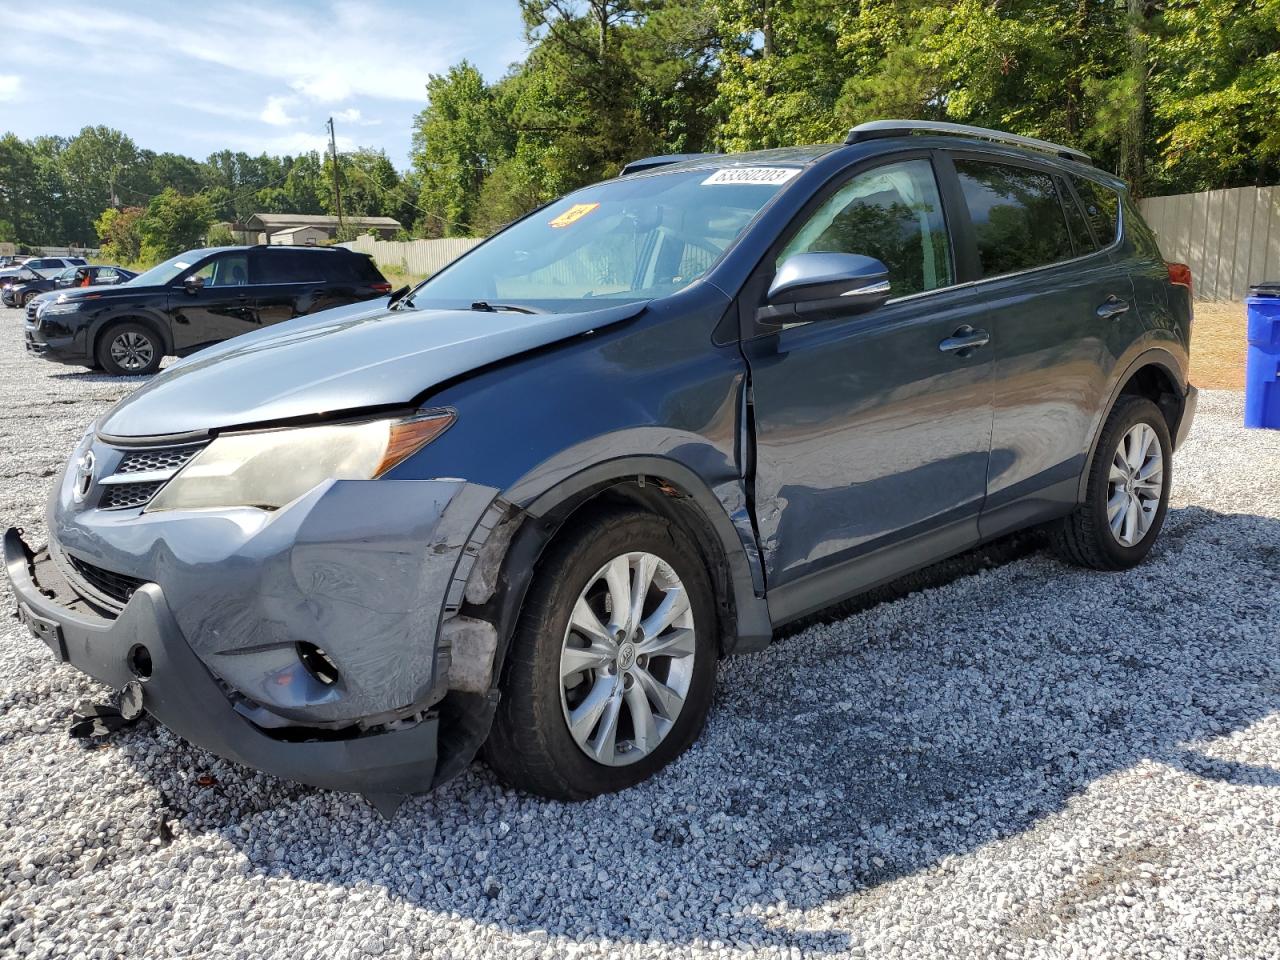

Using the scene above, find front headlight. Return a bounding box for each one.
[42,299,84,316]
[146,411,455,512]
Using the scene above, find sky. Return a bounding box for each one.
[0,0,528,168]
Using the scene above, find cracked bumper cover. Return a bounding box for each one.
[6,528,441,794]
[6,471,503,795]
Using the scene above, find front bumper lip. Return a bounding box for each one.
[4,527,439,796]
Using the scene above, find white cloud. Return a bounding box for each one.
[0,75,20,101]
[260,95,301,127]
[333,107,381,127]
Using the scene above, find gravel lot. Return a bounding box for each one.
[2,309,1279,959]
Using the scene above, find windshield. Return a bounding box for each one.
[126,251,203,287]
[410,166,799,313]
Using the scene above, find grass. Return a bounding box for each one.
[1191,301,1246,391]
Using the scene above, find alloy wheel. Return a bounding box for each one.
[1107,422,1164,547]
[109,331,155,373]
[559,551,696,766]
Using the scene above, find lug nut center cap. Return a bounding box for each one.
[617,642,637,672]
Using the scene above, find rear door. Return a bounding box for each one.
[742,154,997,622]
[938,153,1140,539]
[248,249,323,327]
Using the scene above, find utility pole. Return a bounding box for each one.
[327,116,345,233]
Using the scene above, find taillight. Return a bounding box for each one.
[370,281,392,294]
[1167,262,1192,297]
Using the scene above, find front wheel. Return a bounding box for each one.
[485,509,718,799]
[1051,395,1172,570]
[97,322,162,376]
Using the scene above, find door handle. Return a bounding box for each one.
[1096,295,1130,320]
[938,325,990,356]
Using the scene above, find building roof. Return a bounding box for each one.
[271,225,329,238]
[247,213,402,230]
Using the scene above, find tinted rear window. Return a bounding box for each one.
[1073,177,1120,247]
[329,253,384,282]
[1057,176,1099,255]
[254,250,325,283]
[955,159,1074,278]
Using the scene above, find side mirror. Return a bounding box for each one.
[762,252,891,322]
[183,275,206,294]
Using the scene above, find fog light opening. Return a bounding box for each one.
[296,642,340,686]
[127,644,153,679]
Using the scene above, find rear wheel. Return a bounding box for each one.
[1051,395,1172,570]
[485,509,718,799]
[97,322,161,376]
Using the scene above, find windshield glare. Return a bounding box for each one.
[127,251,202,288]
[412,167,797,312]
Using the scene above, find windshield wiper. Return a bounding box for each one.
[470,300,540,315]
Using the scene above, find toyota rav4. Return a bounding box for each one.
[5,121,1196,811]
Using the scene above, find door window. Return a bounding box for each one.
[252,251,325,284]
[189,253,249,287]
[954,160,1074,278]
[778,159,952,297]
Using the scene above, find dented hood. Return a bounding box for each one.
[98,299,647,438]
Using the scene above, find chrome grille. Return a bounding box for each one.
[100,481,166,510]
[115,446,201,474]
[25,300,39,323]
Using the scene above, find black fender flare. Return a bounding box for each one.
[90,310,173,360]
[513,456,774,652]
[1075,346,1189,503]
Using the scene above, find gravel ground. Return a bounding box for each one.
[2,310,1279,960]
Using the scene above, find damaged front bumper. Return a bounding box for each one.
[5,527,441,796]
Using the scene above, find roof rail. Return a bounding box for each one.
[621,153,721,176]
[844,120,1091,165]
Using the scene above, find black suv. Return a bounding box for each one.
[24,245,391,375]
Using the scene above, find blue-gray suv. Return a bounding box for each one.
[5,121,1196,810]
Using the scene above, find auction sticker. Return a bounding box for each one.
[549,203,600,228]
[701,167,800,186]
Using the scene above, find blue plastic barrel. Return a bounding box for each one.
[1245,283,1280,429]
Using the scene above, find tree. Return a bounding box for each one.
[412,62,511,236]
[137,189,215,262]
[94,206,145,264]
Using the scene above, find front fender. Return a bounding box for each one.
[90,306,174,356]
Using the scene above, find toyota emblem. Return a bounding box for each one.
[72,450,96,503]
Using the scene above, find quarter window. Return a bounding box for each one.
[1057,176,1099,255]
[1073,176,1120,247]
[955,160,1074,278]
[778,159,952,298]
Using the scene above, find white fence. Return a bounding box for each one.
[339,235,483,277]
[1139,186,1280,301]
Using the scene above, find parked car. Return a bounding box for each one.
[6,264,137,308]
[22,245,391,375]
[0,265,43,305]
[6,121,1195,810]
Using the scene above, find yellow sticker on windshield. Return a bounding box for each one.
[549,203,600,228]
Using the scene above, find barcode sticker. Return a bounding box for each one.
[701,167,800,186]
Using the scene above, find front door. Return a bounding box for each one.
[742,156,996,622]
[170,251,254,351]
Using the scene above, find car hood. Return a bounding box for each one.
[55,283,160,302]
[98,299,648,438]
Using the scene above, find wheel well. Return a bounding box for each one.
[1117,362,1181,437]
[94,315,168,361]
[520,478,739,657]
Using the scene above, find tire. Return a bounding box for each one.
[1051,395,1172,570]
[21,292,36,308]
[97,322,162,376]
[485,508,718,799]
